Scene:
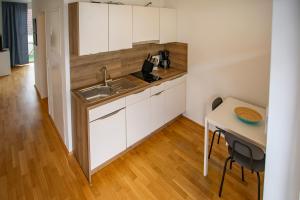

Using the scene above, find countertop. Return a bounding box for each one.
[72,67,187,110]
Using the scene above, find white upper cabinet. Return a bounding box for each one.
[78,2,108,56]
[132,6,159,43]
[159,8,177,44]
[109,5,133,51]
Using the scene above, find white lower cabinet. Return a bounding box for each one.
[88,75,186,172]
[150,91,167,132]
[126,98,151,147]
[89,107,126,170]
[165,81,186,122]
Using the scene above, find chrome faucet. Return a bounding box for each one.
[99,66,109,86]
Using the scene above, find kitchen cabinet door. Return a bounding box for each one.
[150,91,167,132]
[159,8,177,44]
[126,98,151,147]
[165,81,186,122]
[109,5,132,51]
[78,2,108,55]
[89,108,126,170]
[132,6,159,43]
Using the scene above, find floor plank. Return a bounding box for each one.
[0,65,263,199]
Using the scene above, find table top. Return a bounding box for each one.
[206,97,267,150]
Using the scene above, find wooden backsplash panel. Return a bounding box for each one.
[165,43,188,71]
[70,42,188,89]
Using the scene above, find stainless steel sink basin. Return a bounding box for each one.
[78,78,137,101]
[78,85,112,100]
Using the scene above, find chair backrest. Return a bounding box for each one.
[212,97,223,111]
[225,132,265,161]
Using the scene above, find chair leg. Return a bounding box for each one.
[219,157,231,197]
[217,131,221,144]
[208,130,217,159]
[230,160,234,170]
[241,167,245,182]
[257,172,261,200]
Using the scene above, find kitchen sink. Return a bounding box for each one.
[78,78,137,101]
[78,85,112,101]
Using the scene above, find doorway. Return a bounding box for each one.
[27,6,34,63]
[33,12,48,99]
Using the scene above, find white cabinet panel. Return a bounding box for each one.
[109,5,132,51]
[133,6,159,43]
[78,2,108,55]
[126,98,151,147]
[159,8,177,44]
[126,88,150,106]
[166,75,186,90]
[0,50,11,76]
[165,81,186,122]
[90,108,126,170]
[150,82,167,96]
[89,98,125,122]
[150,91,167,132]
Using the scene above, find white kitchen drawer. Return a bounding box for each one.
[151,82,167,96]
[166,75,187,90]
[88,98,126,122]
[126,88,150,106]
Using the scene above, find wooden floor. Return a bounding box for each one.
[0,65,263,200]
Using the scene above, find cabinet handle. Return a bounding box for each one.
[153,91,163,96]
[91,108,124,122]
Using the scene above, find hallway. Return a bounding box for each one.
[0,66,261,199]
[0,65,90,199]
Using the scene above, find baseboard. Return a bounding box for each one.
[182,114,204,128]
[34,85,42,99]
[34,84,49,100]
[48,114,73,156]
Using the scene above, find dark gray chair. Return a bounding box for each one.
[219,132,265,200]
[208,97,226,159]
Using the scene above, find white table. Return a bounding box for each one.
[0,49,11,76]
[203,97,267,176]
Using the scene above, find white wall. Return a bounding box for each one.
[32,0,73,151]
[33,13,47,99]
[264,0,300,199]
[165,0,272,125]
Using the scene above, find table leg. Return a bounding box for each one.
[204,118,209,176]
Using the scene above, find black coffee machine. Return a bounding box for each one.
[159,50,170,69]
